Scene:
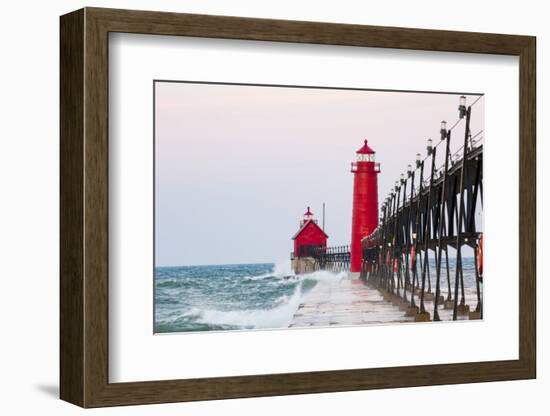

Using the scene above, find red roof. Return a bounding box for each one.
[292,219,329,240]
[356,139,375,154]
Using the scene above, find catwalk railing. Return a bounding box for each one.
[311,245,351,272]
[290,245,350,272]
[290,244,350,271]
[362,97,483,321]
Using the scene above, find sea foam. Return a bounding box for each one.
[196,285,303,329]
[195,267,345,330]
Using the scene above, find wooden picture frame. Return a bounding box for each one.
[60,7,536,408]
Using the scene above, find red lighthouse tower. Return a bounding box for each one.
[350,139,380,274]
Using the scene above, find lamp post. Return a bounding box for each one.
[453,96,472,320]
[433,120,453,321]
[400,169,411,303]
[391,180,401,295]
[408,153,424,315]
[418,137,437,320]
[382,202,389,287]
[384,194,394,292]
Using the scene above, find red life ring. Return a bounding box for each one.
[411,245,416,267]
[477,233,483,275]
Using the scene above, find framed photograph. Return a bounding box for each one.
[60,7,536,407]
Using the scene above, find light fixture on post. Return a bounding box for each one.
[400,173,405,185]
[440,120,447,140]
[416,152,422,168]
[407,164,413,177]
[459,95,467,119]
[426,138,433,155]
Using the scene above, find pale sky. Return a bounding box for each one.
[155,81,483,267]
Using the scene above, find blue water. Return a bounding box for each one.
[410,256,478,288]
[154,262,324,333]
[154,258,478,333]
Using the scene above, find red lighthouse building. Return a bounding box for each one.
[292,207,328,257]
[291,207,328,273]
[350,140,380,274]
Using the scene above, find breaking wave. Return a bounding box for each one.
[154,261,345,333]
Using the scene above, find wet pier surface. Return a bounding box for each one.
[290,276,479,328]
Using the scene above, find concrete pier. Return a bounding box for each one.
[289,274,480,328]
